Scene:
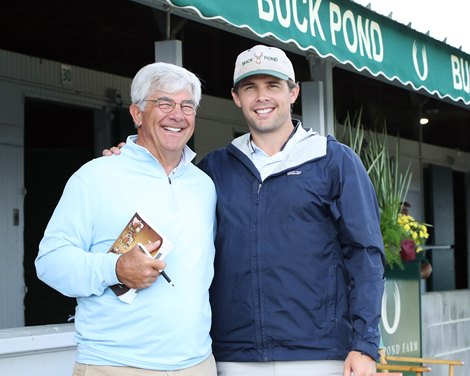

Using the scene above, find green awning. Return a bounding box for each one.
[149,0,470,105]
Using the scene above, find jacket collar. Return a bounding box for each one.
[125,134,196,175]
[231,120,327,167]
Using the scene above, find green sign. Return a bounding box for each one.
[380,261,421,358]
[154,0,470,105]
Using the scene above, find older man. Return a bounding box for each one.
[36,62,217,376]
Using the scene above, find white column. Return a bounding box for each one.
[301,56,335,136]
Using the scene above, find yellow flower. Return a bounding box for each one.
[397,213,431,257]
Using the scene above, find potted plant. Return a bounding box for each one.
[335,111,431,270]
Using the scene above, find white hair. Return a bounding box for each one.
[130,62,202,111]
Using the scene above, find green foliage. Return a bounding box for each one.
[380,206,406,268]
[335,110,412,269]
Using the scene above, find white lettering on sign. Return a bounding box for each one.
[385,344,401,356]
[308,0,325,39]
[357,16,371,59]
[412,41,428,81]
[329,3,383,62]
[258,0,274,21]
[293,0,308,33]
[258,0,383,62]
[451,55,470,93]
[276,0,291,28]
[402,340,419,353]
[342,10,358,52]
[381,281,401,335]
[385,341,419,356]
[370,22,382,62]
[258,0,325,40]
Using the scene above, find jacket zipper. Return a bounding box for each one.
[167,175,178,212]
[255,180,269,359]
[256,182,262,204]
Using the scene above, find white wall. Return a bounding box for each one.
[0,145,24,329]
[0,78,27,329]
[193,94,247,162]
[0,324,76,375]
[422,291,470,376]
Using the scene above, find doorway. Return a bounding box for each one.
[24,99,94,325]
[424,165,469,291]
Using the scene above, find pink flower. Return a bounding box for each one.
[400,239,416,261]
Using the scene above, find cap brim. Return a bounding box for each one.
[234,69,290,85]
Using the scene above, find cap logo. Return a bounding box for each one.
[233,45,296,84]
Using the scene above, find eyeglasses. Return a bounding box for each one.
[143,97,198,115]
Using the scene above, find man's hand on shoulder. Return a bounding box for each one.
[102,142,126,156]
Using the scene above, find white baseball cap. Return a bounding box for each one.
[233,45,296,85]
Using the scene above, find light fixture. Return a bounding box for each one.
[419,107,438,125]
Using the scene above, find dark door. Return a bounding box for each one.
[24,99,94,325]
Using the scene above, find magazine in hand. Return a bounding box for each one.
[108,212,173,303]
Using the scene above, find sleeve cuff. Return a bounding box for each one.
[352,343,380,361]
[103,252,122,286]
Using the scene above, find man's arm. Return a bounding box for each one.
[36,173,166,297]
[335,145,385,360]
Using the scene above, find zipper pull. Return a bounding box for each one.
[256,183,262,204]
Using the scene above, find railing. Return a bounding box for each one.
[378,348,464,376]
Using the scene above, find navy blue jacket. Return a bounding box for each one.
[198,125,385,362]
